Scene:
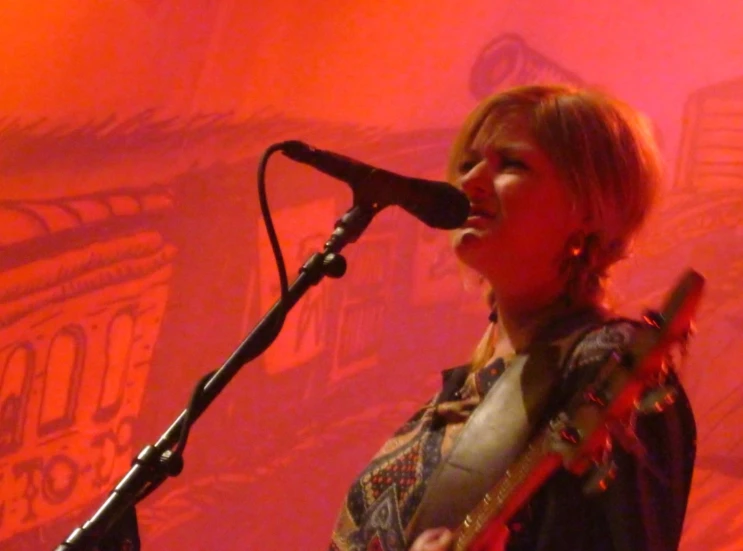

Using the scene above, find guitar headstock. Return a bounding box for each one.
[627,269,704,377]
[547,269,705,479]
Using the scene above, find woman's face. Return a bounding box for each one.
[450,118,584,300]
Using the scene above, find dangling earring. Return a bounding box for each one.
[559,231,586,275]
[566,231,586,259]
[560,230,590,307]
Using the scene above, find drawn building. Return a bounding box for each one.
[0,187,176,542]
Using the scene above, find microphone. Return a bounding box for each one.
[280,141,470,229]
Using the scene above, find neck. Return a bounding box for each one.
[493,290,604,354]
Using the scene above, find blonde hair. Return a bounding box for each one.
[449,84,663,368]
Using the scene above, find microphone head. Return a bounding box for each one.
[400,179,470,229]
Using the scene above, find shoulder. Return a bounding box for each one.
[564,318,639,374]
[562,317,697,442]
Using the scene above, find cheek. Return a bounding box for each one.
[542,185,581,231]
[497,179,547,226]
[499,181,578,249]
[493,177,526,214]
[511,177,573,220]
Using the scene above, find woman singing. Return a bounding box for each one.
[328,84,696,551]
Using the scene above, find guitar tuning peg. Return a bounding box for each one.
[582,436,617,494]
[559,425,582,445]
[641,309,664,329]
[582,459,618,494]
[548,413,582,447]
[583,384,611,407]
[636,384,678,414]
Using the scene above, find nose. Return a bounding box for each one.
[458,160,492,201]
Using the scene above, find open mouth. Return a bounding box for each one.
[468,206,496,219]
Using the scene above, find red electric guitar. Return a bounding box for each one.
[450,269,705,551]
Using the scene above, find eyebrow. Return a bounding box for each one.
[490,142,536,155]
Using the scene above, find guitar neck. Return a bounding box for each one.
[452,434,563,551]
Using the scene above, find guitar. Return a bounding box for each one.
[450,269,705,551]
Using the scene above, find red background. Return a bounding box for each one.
[1,2,742,550]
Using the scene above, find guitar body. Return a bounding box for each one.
[469,523,510,551]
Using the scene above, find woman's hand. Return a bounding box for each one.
[410,527,453,551]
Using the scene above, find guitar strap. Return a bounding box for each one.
[405,316,602,542]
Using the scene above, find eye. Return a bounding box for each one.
[499,155,528,170]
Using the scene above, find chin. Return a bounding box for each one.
[452,234,495,272]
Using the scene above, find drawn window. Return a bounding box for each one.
[95,311,135,421]
[0,344,34,455]
[38,327,85,436]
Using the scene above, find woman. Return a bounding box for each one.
[328,85,696,551]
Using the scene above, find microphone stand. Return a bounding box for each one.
[54,204,379,551]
